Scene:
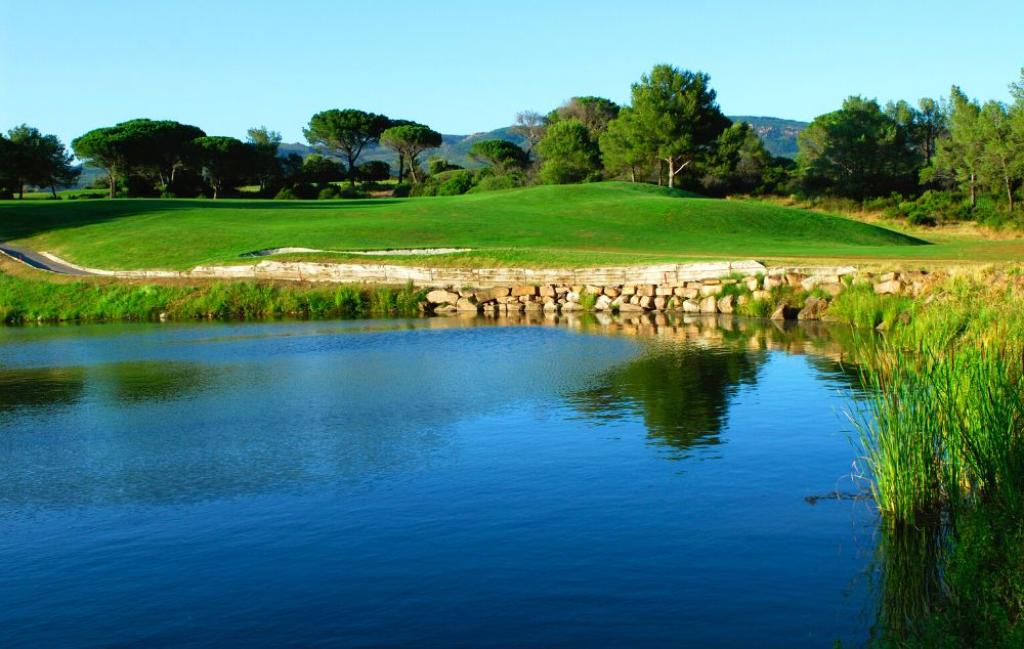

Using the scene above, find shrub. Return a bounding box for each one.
[437,170,476,196]
[471,172,525,193]
[274,187,299,200]
[337,185,367,199]
[318,186,341,200]
[392,183,412,198]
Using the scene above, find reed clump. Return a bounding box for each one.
[851,268,1024,523]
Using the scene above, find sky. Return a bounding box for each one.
[3,0,1022,147]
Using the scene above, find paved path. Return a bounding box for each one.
[0,243,94,275]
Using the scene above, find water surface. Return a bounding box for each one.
[0,316,877,647]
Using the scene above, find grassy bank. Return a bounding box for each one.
[0,265,426,324]
[0,183,935,270]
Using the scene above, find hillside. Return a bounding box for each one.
[0,182,928,271]
[731,116,807,158]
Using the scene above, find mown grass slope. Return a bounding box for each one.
[0,182,935,270]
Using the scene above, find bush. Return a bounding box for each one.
[274,187,299,200]
[318,186,341,200]
[337,185,367,199]
[409,180,439,197]
[471,172,525,193]
[392,183,412,198]
[437,170,476,196]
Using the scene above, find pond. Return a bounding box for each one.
[0,315,882,647]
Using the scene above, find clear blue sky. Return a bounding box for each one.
[3,0,1021,147]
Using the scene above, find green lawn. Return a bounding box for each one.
[1,182,1020,270]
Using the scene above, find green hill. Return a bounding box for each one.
[0,183,925,271]
[730,116,807,158]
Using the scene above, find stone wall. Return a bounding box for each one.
[422,267,929,322]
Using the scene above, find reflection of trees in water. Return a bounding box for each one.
[566,316,870,456]
[0,367,86,413]
[90,361,210,403]
[569,336,763,455]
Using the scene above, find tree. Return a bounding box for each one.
[797,96,920,199]
[0,134,15,197]
[468,139,529,174]
[510,111,547,158]
[933,87,985,208]
[536,119,602,184]
[192,136,253,198]
[379,124,442,184]
[977,100,1023,212]
[304,109,390,185]
[300,153,346,185]
[6,125,80,198]
[128,119,205,185]
[629,65,731,188]
[72,127,128,198]
[549,96,620,136]
[600,108,651,182]
[247,126,283,192]
[357,160,391,182]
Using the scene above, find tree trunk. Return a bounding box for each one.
[398,154,405,182]
[666,159,676,188]
[1007,176,1015,212]
[348,152,357,186]
[969,172,976,209]
[50,184,57,199]
[629,168,636,183]
[109,170,117,199]
[408,155,419,184]
[18,183,24,200]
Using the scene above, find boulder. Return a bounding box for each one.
[764,275,785,290]
[511,285,538,297]
[474,287,508,303]
[653,296,667,310]
[751,290,769,302]
[539,285,556,297]
[604,286,620,298]
[656,286,674,296]
[700,284,723,297]
[682,299,701,313]
[797,296,829,321]
[700,295,719,313]
[617,302,645,312]
[874,279,904,295]
[639,296,653,309]
[426,289,459,305]
[638,284,657,297]
[595,295,613,311]
[561,301,582,311]
[770,303,799,321]
[745,277,760,291]
[456,297,479,311]
[717,294,735,314]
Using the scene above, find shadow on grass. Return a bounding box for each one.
[0,198,402,242]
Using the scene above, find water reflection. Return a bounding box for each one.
[0,367,85,412]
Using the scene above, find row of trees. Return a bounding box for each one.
[795,71,1024,221]
[4,64,1023,221]
[0,126,80,198]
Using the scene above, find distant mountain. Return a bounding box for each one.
[729,116,807,158]
[280,126,529,171]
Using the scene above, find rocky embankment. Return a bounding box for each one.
[422,268,928,321]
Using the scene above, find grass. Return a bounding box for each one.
[848,272,1024,523]
[0,182,944,271]
[0,260,426,323]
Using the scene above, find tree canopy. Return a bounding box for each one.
[468,139,529,174]
[536,119,602,184]
[627,65,731,188]
[192,136,253,198]
[304,109,390,185]
[797,96,921,199]
[379,123,442,183]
